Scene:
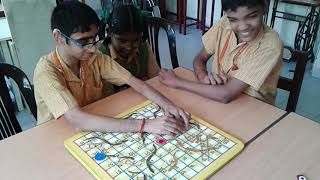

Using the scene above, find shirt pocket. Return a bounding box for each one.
[85,81,103,105]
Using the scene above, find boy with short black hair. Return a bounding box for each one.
[34,1,189,134]
[159,0,283,105]
[98,3,160,95]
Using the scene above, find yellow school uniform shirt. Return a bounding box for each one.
[107,41,160,79]
[202,16,283,104]
[100,41,160,96]
[34,49,132,124]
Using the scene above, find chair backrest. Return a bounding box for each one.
[0,63,37,140]
[294,10,320,61]
[144,16,179,69]
[277,50,308,112]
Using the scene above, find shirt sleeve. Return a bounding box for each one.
[98,52,132,86]
[146,42,160,78]
[202,16,227,55]
[34,61,78,119]
[233,35,283,90]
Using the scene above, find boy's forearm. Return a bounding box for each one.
[193,57,208,78]
[64,107,141,132]
[174,78,233,103]
[128,76,174,107]
[193,49,211,78]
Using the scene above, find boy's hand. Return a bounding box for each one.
[197,71,228,85]
[159,69,180,88]
[196,71,211,84]
[208,72,228,85]
[163,104,190,130]
[144,115,187,135]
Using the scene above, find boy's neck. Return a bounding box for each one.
[57,47,80,76]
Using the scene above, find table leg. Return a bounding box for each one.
[210,0,215,27]
[183,0,187,35]
[197,0,200,29]
[201,0,207,34]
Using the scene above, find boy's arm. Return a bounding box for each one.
[159,69,249,103]
[64,107,186,134]
[127,76,190,127]
[193,46,228,86]
[146,41,161,78]
[193,48,212,84]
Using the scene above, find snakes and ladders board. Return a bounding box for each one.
[64,100,244,180]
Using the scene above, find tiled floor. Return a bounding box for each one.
[16,22,320,131]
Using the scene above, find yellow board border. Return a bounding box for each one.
[64,100,244,180]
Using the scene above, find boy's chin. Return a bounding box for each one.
[238,34,257,43]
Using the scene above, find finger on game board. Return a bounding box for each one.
[165,116,185,129]
[165,119,185,134]
[179,110,190,130]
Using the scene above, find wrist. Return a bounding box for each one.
[143,120,152,133]
[196,70,208,79]
[139,118,146,133]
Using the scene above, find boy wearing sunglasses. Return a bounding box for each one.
[33,1,189,135]
[159,0,283,105]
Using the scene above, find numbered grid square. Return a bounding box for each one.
[176,159,187,169]
[224,140,236,148]
[209,150,222,160]
[85,133,95,138]
[164,168,178,177]
[114,172,131,180]
[172,173,188,180]
[153,171,169,180]
[106,166,122,178]
[100,159,115,170]
[188,160,205,173]
[216,145,228,154]
[188,150,202,159]
[156,148,168,159]
[153,159,169,172]
[181,166,197,179]
[180,154,195,165]
[198,157,212,166]
[162,153,174,163]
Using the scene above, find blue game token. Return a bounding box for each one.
[94,152,106,161]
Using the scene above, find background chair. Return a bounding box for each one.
[0,63,37,140]
[277,50,308,112]
[144,16,179,69]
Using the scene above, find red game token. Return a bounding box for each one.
[156,137,167,145]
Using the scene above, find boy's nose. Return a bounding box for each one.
[86,44,97,53]
[238,23,250,31]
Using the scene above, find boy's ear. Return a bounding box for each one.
[52,28,66,45]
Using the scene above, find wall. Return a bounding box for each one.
[2,0,56,80]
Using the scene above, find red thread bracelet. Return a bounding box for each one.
[139,118,146,133]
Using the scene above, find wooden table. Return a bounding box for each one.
[212,112,320,180]
[0,67,286,179]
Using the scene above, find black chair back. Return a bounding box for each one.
[0,63,37,140]
[144,16,179,68]
[277,50,308,112]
